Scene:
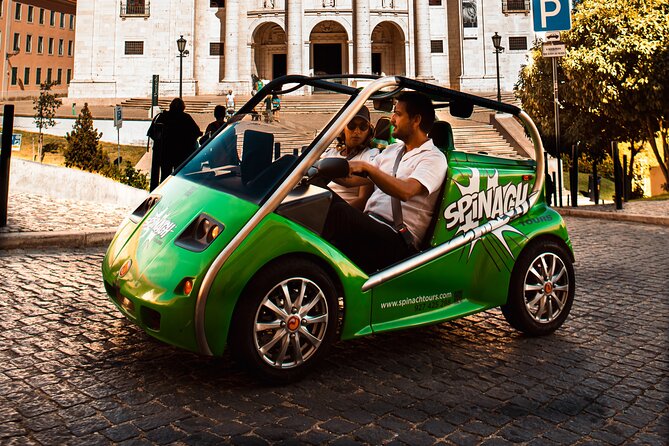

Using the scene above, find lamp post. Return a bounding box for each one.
[491,32,504,103]
[177,35,187,99]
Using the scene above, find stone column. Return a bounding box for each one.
[413,0,433,79]
[224,0,239,81]
[286,0,303,75]
[354,0,372,74]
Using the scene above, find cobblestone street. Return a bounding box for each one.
[1,216,667,445]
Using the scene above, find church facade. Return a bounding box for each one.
[69,0,536,98]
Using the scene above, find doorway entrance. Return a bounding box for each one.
[372,53,382,75]
[313,44,342,76]
[272,54,287,79]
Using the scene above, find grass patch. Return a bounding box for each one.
[562,171,615,201]
[9,130,146,167]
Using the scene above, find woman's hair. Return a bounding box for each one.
[169,98,186,113]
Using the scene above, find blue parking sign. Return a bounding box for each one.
[533,0,571,32]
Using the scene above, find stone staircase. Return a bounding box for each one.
[450,121,526,160]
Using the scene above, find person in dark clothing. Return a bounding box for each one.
[148,98,202,183]
[201,105,226,144]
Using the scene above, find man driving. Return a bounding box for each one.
[323,91,447,273]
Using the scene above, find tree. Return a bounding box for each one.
[63,103,108,172]
[33,82,62,162]
[516,0,669,190]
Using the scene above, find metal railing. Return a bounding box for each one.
[502,0,530,12]
[120,1,150,18]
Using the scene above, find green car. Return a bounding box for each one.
[102,76,575,382]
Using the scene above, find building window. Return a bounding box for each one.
[25,34,32,53]
[430,40,444,53]
[59,12,64,28]
[68,40,73,56]
[502,0,530,13]
[27,5,33,22]
[39,8,44,24]
[121,1,150,17]
[124,41,144,55]
[69,14,74,29]
[50,10,55,26]
[508,36,528,50]
[58,39,63,55]
[429,0,442,5]
[57,68,62,84]
[14,2,21,20]
[13,33,20,52]
[36,67,41,84]
[24,67,30,85]
[46,68,52,83]
[11,67,17,85]
[210,0,224,6]
[67,69,71,84]
[48,37,54,54]
[37,36,43,54]
[209,42,223,56]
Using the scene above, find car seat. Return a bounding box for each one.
[420,121,455,249]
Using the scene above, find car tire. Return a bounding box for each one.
[501,239,575,336]
[229,258,339,383]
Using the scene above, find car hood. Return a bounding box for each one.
[107,176,259,299]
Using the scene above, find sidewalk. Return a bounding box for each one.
[0,190,667,250]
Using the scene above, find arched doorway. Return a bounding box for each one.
[309,21,349,78]
[252,22,287,80]
[371,22,406,76]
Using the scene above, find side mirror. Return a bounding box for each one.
[313,157,349,179]
[373,98,394,112]
[450,100,474,119]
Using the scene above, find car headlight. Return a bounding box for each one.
[130,195,161,223]
[174,214,224,252]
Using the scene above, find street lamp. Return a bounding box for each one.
[177,35,187,98]
[491,32,504,103]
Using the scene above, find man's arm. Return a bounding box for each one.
[349,160,426,202]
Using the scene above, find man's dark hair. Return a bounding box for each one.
[214,105,226,120]
[169,97,186,113]
[396,91,435,134]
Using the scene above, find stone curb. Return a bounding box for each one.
[557,208,669,227]
[0,229,117,250]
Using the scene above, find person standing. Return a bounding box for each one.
[149,98,202,182]
[226,90,236,116]
[323,92,447,273]
[201,105,226,144]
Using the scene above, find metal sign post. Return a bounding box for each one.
[0,104,15,227]
[114,105,123,168]
[534,0,571,207]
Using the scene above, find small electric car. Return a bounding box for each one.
[102,76,575,382]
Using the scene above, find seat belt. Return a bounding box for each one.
[391,146,416,249]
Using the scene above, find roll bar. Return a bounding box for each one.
[194,75,545,354]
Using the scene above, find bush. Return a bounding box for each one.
[63,104,107,172]
[101,162,149,190]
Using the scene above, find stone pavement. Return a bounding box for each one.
[0,217,667,445]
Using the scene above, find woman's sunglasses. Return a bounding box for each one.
[346,121,370,132]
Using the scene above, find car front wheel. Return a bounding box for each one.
[230,258,339,383]
[501,240,575,336]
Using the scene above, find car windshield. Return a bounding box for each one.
[177,113,327,204]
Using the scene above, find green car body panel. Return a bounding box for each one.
[101,75,574,377]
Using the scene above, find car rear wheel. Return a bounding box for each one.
[501,240,575,336]
[230,258,339,383]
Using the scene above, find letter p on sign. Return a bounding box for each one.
[533,0,571,32]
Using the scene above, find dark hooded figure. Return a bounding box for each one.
[148,98,202,183]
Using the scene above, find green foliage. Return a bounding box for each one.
[33,82,62,161]
[63,104,107,172]
[515,0,669,186]
[101,162,149,190]
[40,142,60,162]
